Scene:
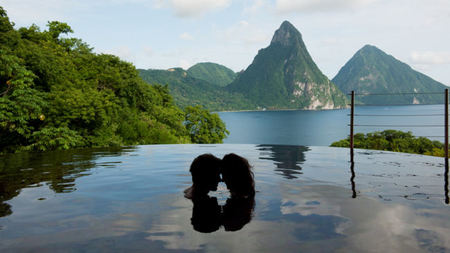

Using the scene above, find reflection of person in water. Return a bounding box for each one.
[222,195,255,231]
[191,195,221,233]
[186,153,256,233]
[184,154,222,199]
[190,194,255,233]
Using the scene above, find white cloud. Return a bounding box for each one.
[179,59,192,69]
[410,51,450,65]
[275,0,377,13]
[217,20,271,45]
[105,46,135,62]
[243,0,269,15]
[1,0,81,25]
[179,32,194,40]
[240,20,249,27]
[158,0,231,18]
[1,0,152,25]
[143,46,154,57]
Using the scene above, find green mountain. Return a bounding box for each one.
[227,21,347,110]
[187,62,236,87]
[332,45,448,105]
[138,68,255,111]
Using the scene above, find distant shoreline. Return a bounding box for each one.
[214,107,349,113]
[214,103,444,113]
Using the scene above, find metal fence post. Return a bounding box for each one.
[446,89,448,167]
[445,89,449,204]
[350,91,355,163]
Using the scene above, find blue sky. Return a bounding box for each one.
[2,0,450,85]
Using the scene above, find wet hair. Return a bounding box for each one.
[189,154,221,193]
[221,153,255,197]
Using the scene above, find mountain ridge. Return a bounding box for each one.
[187,62,236,87]
[138,68,255,111]
[332,44,448,105]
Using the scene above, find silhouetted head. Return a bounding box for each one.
[190,154,222,195]
[221,153,255,198]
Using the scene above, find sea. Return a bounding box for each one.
[219,104,447,146]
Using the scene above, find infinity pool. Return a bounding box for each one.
[0,145,449,252]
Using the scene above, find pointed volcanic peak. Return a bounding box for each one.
[270,20,304,47]
[227,21,347,110]
[187,62,236,87]
[332,45,448,105]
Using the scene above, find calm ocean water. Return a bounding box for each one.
[219,104,446,146]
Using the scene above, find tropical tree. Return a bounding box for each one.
[184,105,229,143]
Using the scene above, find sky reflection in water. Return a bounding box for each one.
[0,144,449,252]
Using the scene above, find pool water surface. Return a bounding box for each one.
[0,144,449,252]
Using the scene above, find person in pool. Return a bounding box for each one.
[186,153,255,233]
[184,153,222,199]
[221,153,255,198]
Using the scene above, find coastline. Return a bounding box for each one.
[214,107,349,113]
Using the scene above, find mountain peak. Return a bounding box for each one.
[358,44,385,55]
[361,44,377,50]
[332,45,447,105]
[270,20,302,46]
[280,20,296,30]
[227,20,347,110]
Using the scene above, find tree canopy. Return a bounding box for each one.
[0,6,228,153]
[330,130,445,157]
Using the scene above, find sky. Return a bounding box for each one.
[2,0,450,85]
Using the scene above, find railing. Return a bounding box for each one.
[348,89,449,203]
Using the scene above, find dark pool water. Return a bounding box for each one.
[0,144,449,252]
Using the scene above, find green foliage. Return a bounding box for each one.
[0,86,47,152]
[46,21,73,40]
[0,7,228,153]
[331,130,445,157]
[184,105,229,143]
[332,45,447,105]
[25,126,85,151]
[0,7,13,33]
[139,68,256,111]
[227,21,348,110]
[187,62,236,87]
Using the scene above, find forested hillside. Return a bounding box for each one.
[187,62,236,87]
[0,7,228,153]
[139,68,255,111]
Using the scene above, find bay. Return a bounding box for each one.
[219,104,446,146]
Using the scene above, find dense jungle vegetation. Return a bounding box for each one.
[331,130,445,157]
[187,62,236,87]
[139,68,256,111]
[0,7,228,153]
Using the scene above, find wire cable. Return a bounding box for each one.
[350,114,445,117]
[351,103,444,106]
[350,92,445,96]
[416,136,445,138]
[350,124,443,127]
